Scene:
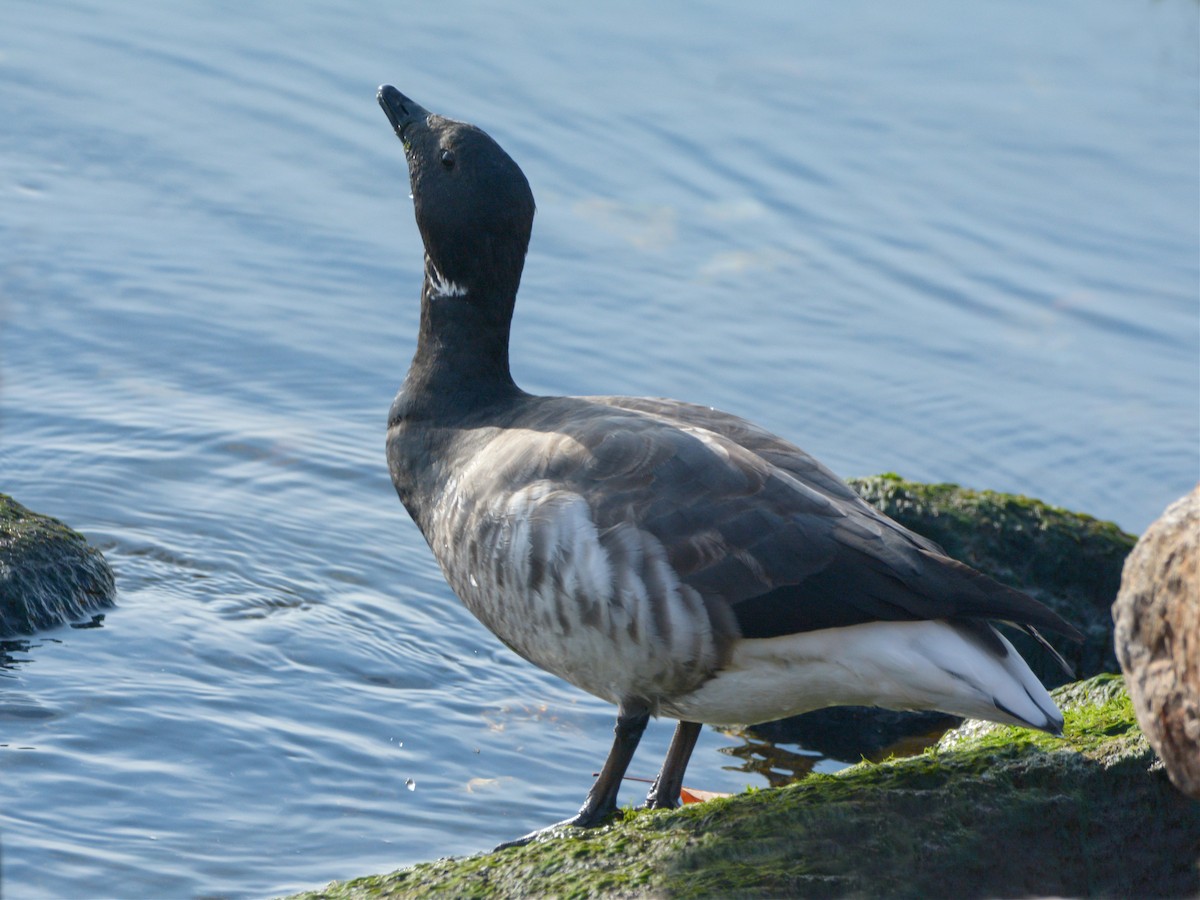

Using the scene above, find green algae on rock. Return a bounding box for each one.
[287,674,1198,900]
[0,493,116,637]
[848,473,1134,683]
[745,475,1134,760]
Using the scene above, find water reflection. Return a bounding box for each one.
[744,708,961,764]
[716,710,958,789]
[720,737,824,789]
[0,639,35,672]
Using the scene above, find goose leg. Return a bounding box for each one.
[644,720,702,809]
[495,701,650,850]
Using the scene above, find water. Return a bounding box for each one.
[1,1,1196,896]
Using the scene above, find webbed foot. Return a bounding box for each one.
[493,806,619,851]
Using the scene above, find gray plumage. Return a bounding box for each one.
[375,85,1080,843]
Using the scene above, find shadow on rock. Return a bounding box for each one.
[739,474,1134,760]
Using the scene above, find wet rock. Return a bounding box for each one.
[288,675,1200,900]
[0,493,116,637]
[745,474,1134,755]
[1112,484,1200,800]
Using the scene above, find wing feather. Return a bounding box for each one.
[445,394,1080,655]
[573,396,1081,643]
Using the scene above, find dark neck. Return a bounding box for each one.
[400,256,524,416]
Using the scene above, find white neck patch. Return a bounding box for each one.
[428,266,468,300]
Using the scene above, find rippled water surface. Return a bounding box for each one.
[2,1,1197,896]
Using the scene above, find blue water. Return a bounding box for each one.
[1,1,1196,896]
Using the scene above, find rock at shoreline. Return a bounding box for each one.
[288,675,1199,900]
[849,474,1132,680]
[743,474,1134,758]
[284,484,1191,899]
[1113,484,1200,800]
[0,493,116,638]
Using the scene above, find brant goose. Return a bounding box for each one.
[375,85,1080,845]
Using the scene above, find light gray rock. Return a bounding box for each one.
[1113,484,1200,800]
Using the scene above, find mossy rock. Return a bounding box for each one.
[0,493,116,637]
[744,475,1135,759]
[287,675,1198,899]
[848,473,1133,682]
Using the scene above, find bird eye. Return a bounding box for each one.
[440,148,456,169]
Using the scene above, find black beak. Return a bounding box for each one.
[377,85,430,141]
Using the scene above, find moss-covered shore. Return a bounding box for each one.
[286,480,1185,898]
[743,474,1135,760]
[849,473,1135,682]
[288,674,1200,899]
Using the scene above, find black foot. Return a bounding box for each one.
[494,808,619,851]
[640,720,702,811]
[494,703,650,851]
[641,781,681,810]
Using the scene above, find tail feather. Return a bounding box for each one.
[662,619,1067,731]
[934,622,1064,733]
[1014,622,1076,679]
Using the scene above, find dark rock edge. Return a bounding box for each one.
[1,492,116,638]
